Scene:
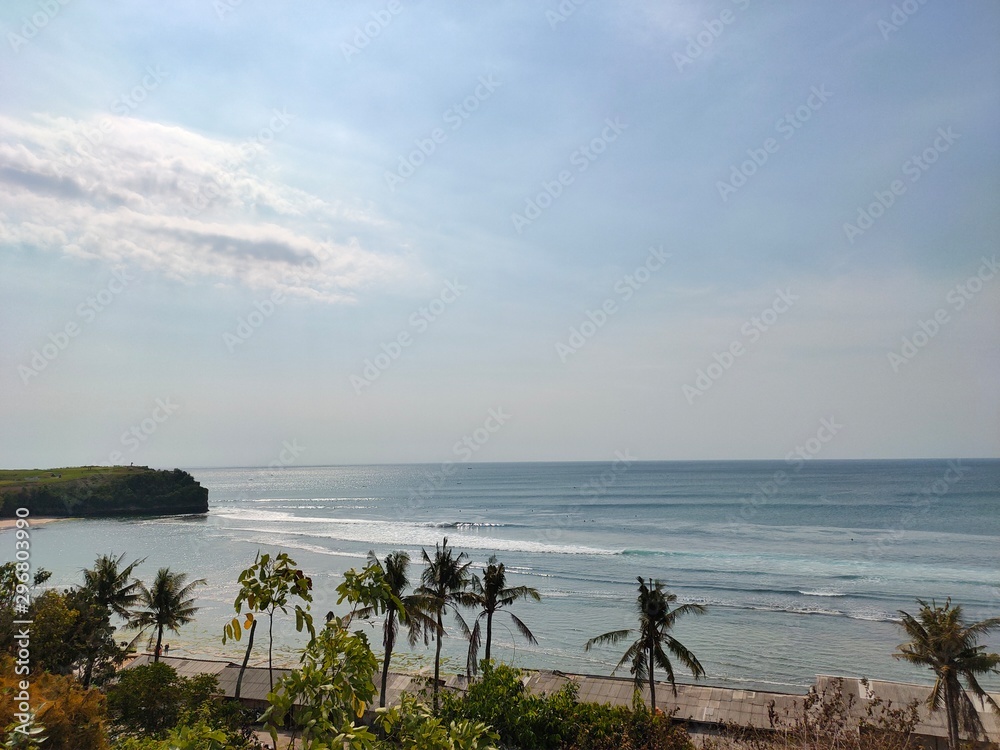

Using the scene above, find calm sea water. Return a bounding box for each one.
[10,460,1000,693]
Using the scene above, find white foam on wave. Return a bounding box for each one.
[215,507,620,556]
[799,590,846,597]
[229,535,369,560]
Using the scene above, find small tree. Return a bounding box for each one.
[466,555,540,677]
[222,550,315,696]
[80,552,143,686]
[130,568,205,663]
[106,661,183,736]
[351,551,438,708]
[585,577,706,713]
[416,537,476,714]
[895,598,1000,750]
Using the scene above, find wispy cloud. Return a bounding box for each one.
[0,114,409,302]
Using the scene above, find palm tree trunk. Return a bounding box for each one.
[153,625,164,663]
[268,613,274,692]
[380,611,396,709]
[648,631,656,714]
[235,618,257,700]
[433,610,443,714]
[484,610,493,666]
[83,653,95,687]
[945,679,960,750]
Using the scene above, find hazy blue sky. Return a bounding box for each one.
[1,1,998,468]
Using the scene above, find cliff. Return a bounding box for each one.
[0,466,209,518]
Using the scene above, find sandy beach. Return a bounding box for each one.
[0,516,65,530]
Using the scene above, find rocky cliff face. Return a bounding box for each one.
[0,467,209,517]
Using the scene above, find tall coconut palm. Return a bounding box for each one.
[466,555,540,677]
[80,553,144,685]
[895,598,1000,750]
[416,537,475,713]
[585,577,706,713]
[130,568,205,663]
[353,550,439,708]
[82,553,145,619]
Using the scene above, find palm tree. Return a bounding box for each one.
[416,537,475,713]
[466,555,540,677]
[80,553,144,686]
[585,577,706,713]
[894,598,1000,750]
[353,550,439,708]
[130,568,205,663]
[82,552,145,619]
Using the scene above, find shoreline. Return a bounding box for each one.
[0,517,66,530]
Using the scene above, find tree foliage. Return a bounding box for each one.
[465,555,540,677]
[894,598,1000,750]
[585,577,706,712]
[261,616,379,750]
[129,568,205,663]
[416,537,476,713]
[349,551,439,709]
[222,550,314,696]
[0,655,110,750]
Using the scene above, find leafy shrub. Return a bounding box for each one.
[439,662,693,750]
[106,662,182,736]
[0,655,109,750]
[106,662,259,747]
[377,694,499,750]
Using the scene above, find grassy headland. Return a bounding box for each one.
[0,465,208,518]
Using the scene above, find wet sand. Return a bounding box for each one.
[0,517,65,530]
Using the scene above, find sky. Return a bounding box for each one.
[1,1,998,468]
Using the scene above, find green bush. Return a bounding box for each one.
[439,662,694,750]
[377,694,499,750]
[0,655,110,750]
[106,663,259,747]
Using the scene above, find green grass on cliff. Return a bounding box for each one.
[0,465,149,489]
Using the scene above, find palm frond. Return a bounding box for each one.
[506,611,537,645]
[585,628,633,651]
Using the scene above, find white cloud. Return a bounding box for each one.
[0,113,408,302]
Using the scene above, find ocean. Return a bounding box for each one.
[10,459,1000,693]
